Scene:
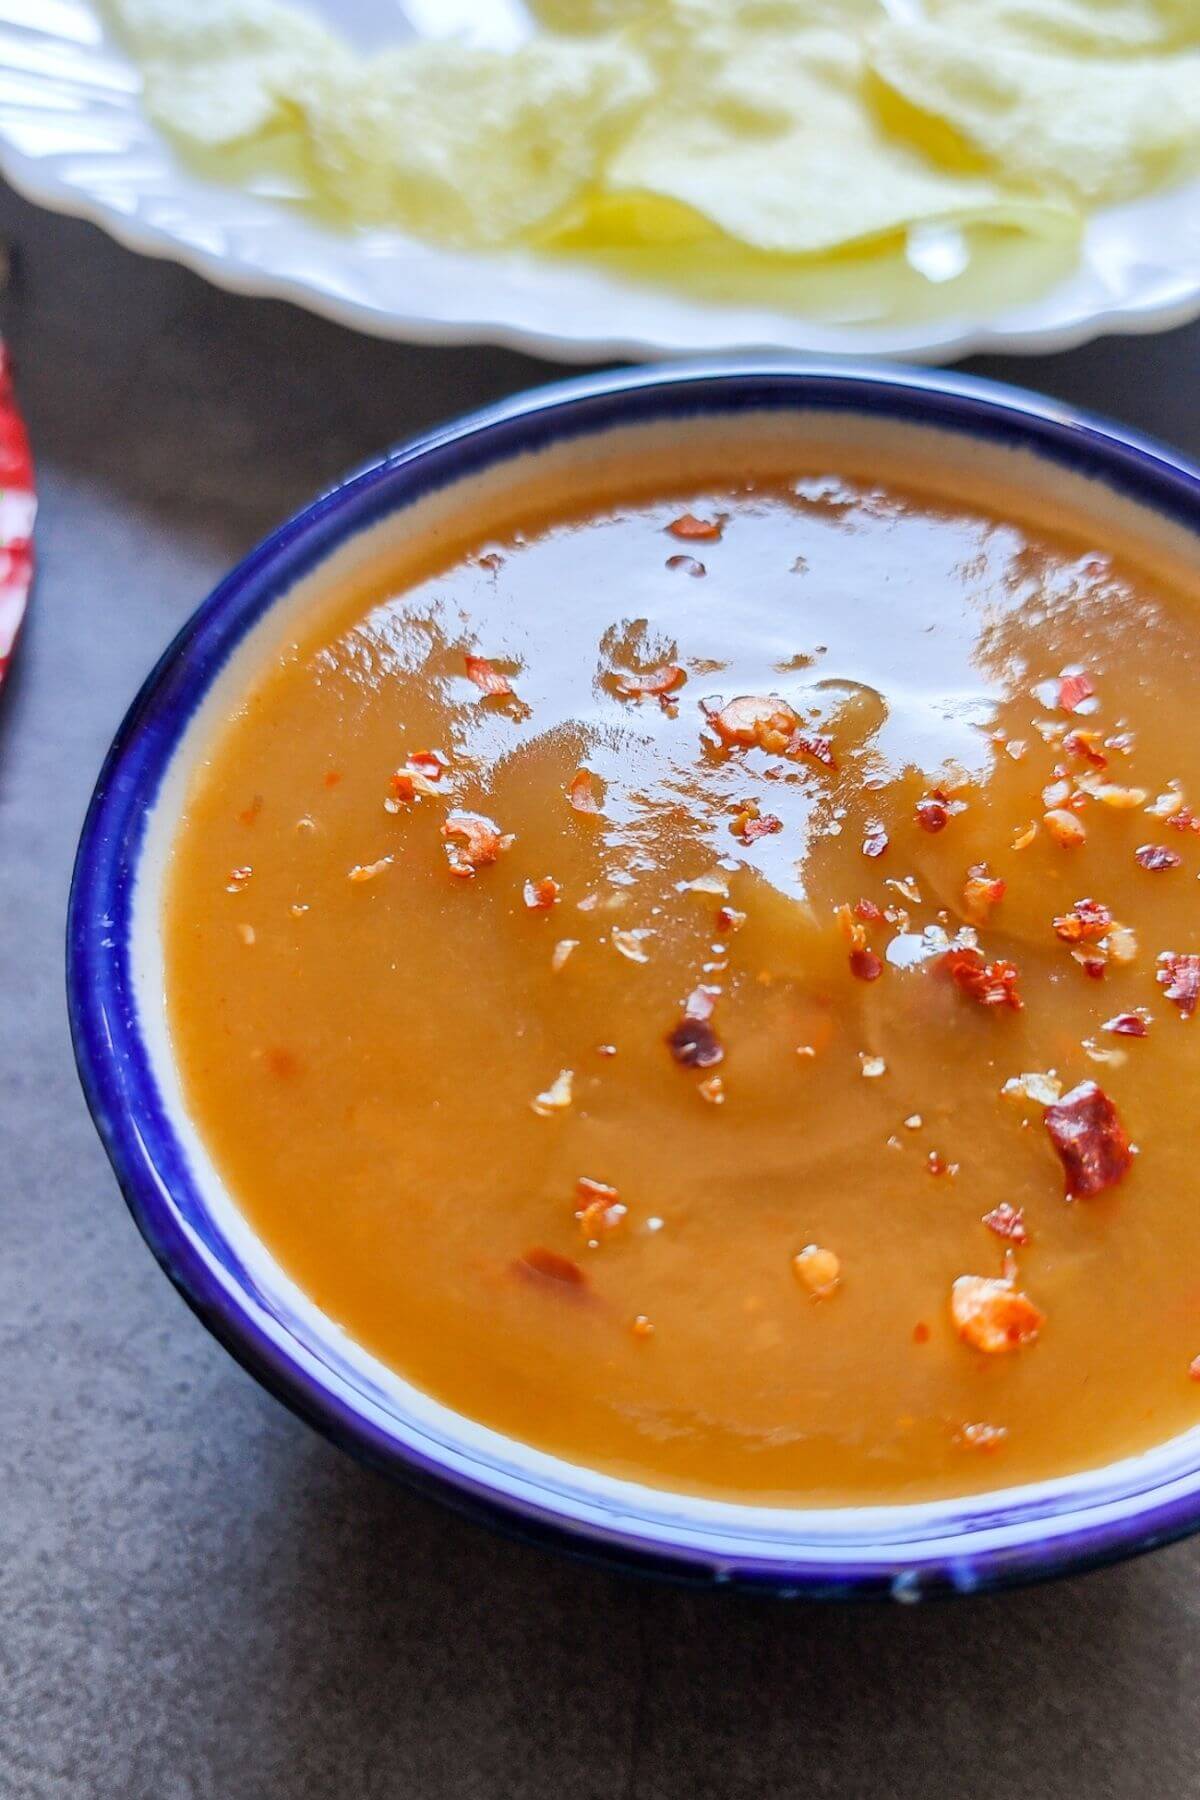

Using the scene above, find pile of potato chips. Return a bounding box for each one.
[110,0,1200,313]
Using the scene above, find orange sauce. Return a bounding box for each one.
[164,464,1200,1503]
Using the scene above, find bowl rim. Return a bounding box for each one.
[67,357,1200,1598]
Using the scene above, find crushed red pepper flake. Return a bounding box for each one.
[716,905,746,933]
[514,1247,587,1291]
[323,770,342,789]
[613,664,686,700]
[665,553,706,577]
[666,985,723,1070]
[862,820,889,859]
[441,810,507,877]
[1063,729,1107,768]
[523,876,561,911]
[1190,1356,1200,1382]
[407,750,444,782]
[575,1177,626,1241]
[1103,1011,1150,1038]
[389,771,417,806]
[912,1321,931,1345]
[464,653,514,696]
[237,795,263,826]
[849,947,884,982]
[741,812,782,843]
[1157,951,1200,1019]
[1053,897,1112,944]
[962,862,1006,925]
[1135,844,1182,871]
[951,1264,1044,1353]
[982,1203,1029,1245]
[1044,807,1087,848]
[709,695,798,751]
[943,947,1023,1011]
[1058,671,1096,713]
[915,795,950,833]
[854,898,883,921]
[567,769,603,815]
[667,512,722,541]
[788,730,837,770]
[1168,807,1200,834]
[1044,1080,1133,1198]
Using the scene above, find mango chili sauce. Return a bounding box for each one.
[165,465,1200,1504]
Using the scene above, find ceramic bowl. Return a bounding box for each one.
[68,362,1200,1597]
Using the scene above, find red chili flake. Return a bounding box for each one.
[1103,1011,1150,1038]
[982,1203,1029,1245]
[742,813,782,842]
[665,553,706,577]
[237,795,263,827]
[1189,1356,1200,1382]
[577,1175,619,1206]
[613,664,686,699]
[709,696,798,750]
[1169,808,1200,834]
[849,947,884,982]
[1044,1080,1133,1198]
[515,1247,587,1291]
[523,876,561,911]
[464,653,514,696]
[264,1046,301,1081]
[943,948,1023,1011]
[389,771,417,806]
[667,512,722,541]
[915,796,950,833]
[1063,729,1108,769]
[913,1322,931,1345]
[324,770,342,789]
[441,810,505,877]
[1135,844,1182,871]
[854,898,883,922]
[1058,672,1095,713]
[1053,897,1112,944]
[567,769,602,815]
[1157,951,1200,1019]
[862,820,889,859]
[788,730,838,771]
[407,751,443,782]
[1079,956,1107,980]
[575,1176,626,1240]
[927,1151,955,1177]
[666,987,723,1069]
[716,905,746,933]
[962,863,1006,925]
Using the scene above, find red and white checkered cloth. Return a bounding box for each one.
[0,348,34,689]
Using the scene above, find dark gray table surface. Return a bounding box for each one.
[4,180,1200,1800]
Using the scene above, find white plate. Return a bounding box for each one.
[3,0,1200,364]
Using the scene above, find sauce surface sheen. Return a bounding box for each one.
[165,463,1200,1504]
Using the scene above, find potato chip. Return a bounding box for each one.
[293,40,652,245]
[870,9,1200,203]
[112,0,653,246]
[112,0,337,147]
[595,8,1070,256]
[108,0,1193,308]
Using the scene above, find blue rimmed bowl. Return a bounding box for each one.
[68,361,1200,1598]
